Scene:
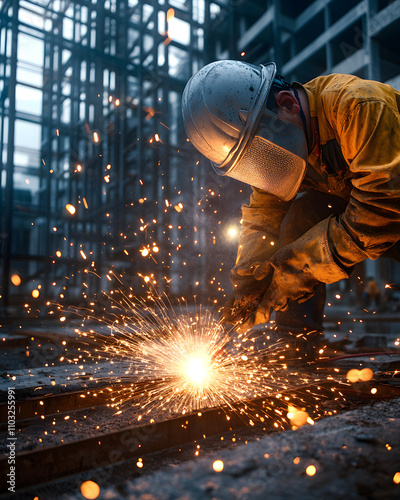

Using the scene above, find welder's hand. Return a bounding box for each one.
[254,241,320,312]
[221,264,274,332]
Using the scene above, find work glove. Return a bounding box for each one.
[254,216,352,312]
[221,247,320,333]
[254,245,320,313]
[222,217,352,332]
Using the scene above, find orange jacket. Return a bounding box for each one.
[233,74,400,284]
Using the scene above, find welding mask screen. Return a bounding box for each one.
[225,114,308,201]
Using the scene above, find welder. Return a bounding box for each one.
[181,60,400,360]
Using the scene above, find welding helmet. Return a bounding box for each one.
[181,60,308,201]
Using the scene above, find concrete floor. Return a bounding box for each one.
[71,397,400,500]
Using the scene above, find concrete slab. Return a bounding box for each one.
[91,397,400,500]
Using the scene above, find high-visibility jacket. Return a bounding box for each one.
[233,74,400,284]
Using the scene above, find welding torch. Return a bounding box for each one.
[211,269,273,360]
[218,260,275,331]
[228,270,273,326]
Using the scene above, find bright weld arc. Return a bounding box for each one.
[65,285,342,423]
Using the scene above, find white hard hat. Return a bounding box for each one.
[182,60,307,201]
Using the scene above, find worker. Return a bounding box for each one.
[363,277,381,309]
[181,60,400,360]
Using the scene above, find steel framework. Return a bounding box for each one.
[0,0,241,311]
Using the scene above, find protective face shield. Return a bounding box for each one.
[217,109,308,201]
[182,61,308,201]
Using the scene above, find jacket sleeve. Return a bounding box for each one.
[328,98,400,270]
[298,97,400,284]
[231,187,292,283]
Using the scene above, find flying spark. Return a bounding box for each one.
[63,281,342,424]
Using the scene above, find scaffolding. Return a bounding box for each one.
[1,0,400,313]
[0,0,233,311]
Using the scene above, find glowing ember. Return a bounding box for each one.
[287,405,311,428]
[306,465,317,476]
[346,368,373,383]
[31,289,40,299]
[346,369,360,383]
[11,274,21,286]
[80,480,100,499]
[65,203,76,215]
[174,203,183,212]
[213,459,224,472]
[359,368,373,381]
[393,472,400,484]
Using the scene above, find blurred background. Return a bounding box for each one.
[1,0,400,319]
